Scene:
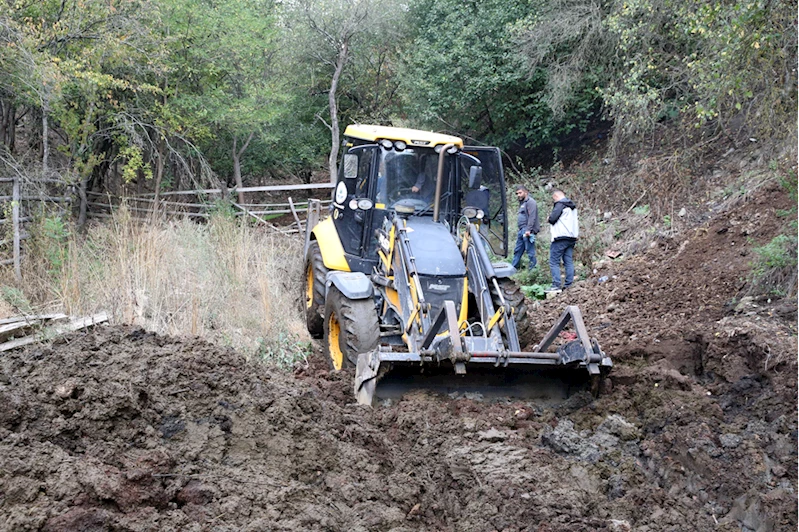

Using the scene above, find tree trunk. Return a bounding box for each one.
[153,136,166,217]
[0,100,15,152]
[41,106,49,178]
[328,40,349,184]
[77,173,89,229]
[7,104,15,153]
[232,132,254,205]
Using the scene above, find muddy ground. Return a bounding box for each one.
[0,182,796,531]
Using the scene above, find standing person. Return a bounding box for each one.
[511,184,540,271]
[546,189,579,291]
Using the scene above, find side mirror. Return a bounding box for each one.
[343,154,358,179]
[469,166,483,189]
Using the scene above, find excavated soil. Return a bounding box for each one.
[1,183,796,531]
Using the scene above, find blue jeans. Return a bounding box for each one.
[512,229,536,271]
[549,239,575,288]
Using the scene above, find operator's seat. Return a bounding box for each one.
[463,186,490,215]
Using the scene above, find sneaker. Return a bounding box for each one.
[544,286,562,293]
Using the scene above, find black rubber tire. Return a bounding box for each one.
[323,286,380,370]
[492,277,534,348]
[304,241,327,339]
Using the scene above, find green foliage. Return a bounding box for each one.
[513,0,607,124]
[749,233,798,297]
[207,200,239,222]
[117,145,153,183]
[601,0,796,140]
[1,0,795,189]
[632,204,650,216]
[256,332,311,369]
[401,0,579,148]
[777,167,798,226]
[515,266,551,286]
[0,285,32,314]
[752,235,797,275]
[521,284,547,300]
[29,213,70,278]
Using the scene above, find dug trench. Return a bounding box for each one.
[0,183,795,531]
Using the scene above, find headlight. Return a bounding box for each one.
[462,207,484,220]
[379,139,393,149]
[434,144,459,154]
[394,140,407,151]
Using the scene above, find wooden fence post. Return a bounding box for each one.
[12,174,20,280]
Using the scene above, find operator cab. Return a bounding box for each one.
[331,125,508,273]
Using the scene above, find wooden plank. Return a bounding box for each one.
[0,216,33,225]
[0,313,68,326]
[0,321,38,342]
[0,316,66,342]
[86,193,211,209]
[86,204,209,218]
[0,311,109,352]
[87,189,331,210]
[0,195,71,202]
[136,182,334,197]
[232,203,294,235]
[288,196,303,234]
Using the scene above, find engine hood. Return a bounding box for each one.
[403,218,466,277]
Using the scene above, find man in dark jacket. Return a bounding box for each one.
[547,189,579,291]
[511,184,540,271]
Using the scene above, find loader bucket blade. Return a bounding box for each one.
[360,364,595,406]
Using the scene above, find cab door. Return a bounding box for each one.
[332,145,378,264]
[462,146,508,257]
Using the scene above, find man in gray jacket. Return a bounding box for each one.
[547,189,579,291]
[511,184,540,271]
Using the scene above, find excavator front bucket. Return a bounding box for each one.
[354,304,612,406]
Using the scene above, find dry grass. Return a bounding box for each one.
[7,206,310,366]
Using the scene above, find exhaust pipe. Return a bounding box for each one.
[433,143,454,223]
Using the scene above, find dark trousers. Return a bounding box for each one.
[512,229,536,270]
[549,239,575,288]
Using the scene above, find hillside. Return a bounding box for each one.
[1,176,795,531]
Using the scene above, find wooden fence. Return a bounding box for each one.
[0,180,332,278]
[0,175,71,280]
[86,182,334,235]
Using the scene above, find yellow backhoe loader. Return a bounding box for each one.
[303,125,611,405]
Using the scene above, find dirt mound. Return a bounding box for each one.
[1,183,796,531]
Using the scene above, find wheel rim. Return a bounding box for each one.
[305,263,314,309]
[327,311,344,370]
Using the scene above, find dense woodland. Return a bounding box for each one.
[0,0,796,208]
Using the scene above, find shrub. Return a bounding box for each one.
[750,234,798,297]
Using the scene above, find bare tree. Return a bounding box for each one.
[283,0,400,182]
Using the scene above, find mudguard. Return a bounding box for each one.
[326,271,373,300]
[311,217,351,272]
